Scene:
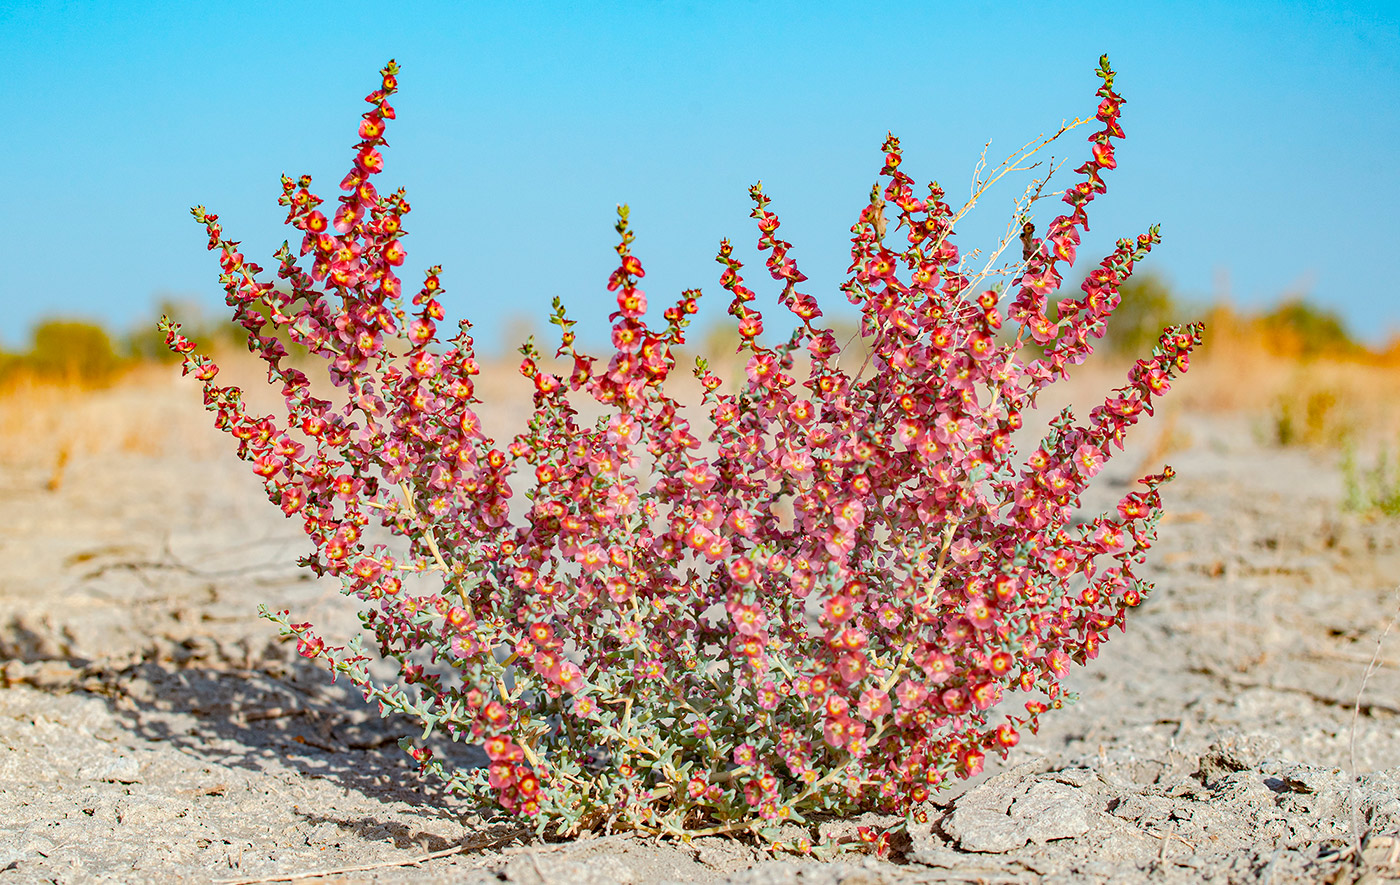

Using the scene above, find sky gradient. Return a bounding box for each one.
[4,1,1397,354]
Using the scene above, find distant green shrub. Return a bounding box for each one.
[21,320,122,386]
[1101,272,1182,357]
[1013,272,1185,361]
[124,300,202,364]
[125,296,309,364]
[1343,443,1400,517]
[1257,299,1359,360]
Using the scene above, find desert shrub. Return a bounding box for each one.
[1014,272,1183,362]
[163,56,1199,852]
[124,324,187,365]
[1101,272,1182,357]
[123,296,314,368]
[124,299,216,364]
[2,320,123,387]
[1256,299,1359,360]
[1380,335,1400,366]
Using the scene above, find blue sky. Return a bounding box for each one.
[4,1,1397,354]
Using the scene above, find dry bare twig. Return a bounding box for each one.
[1346,585,1400,867]
[212,829,634,885]
[213,844,473,885]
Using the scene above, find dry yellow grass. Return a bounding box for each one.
[4,310,1396,480]
[0,348,543,472]
[1180,306,1400,445]
[0,365,214,469]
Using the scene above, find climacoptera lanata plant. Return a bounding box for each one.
[163,55,1201,853]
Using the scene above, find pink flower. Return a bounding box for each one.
[727,508,758,538]
[577,544,608,573]
[896,418,923,447]
[332,204,361,233]
[730,603,767,636]
[1046,549,1077,578]
[756,681,781,710]
[832,498,865,532]
[684,524,715,552]
[822,715,852,749]
[727,556,757,585]
[920,651,954,684]
[776,448,815,482]
[606,576,633,603]
[606,414,642,445]
[694,498,725,529]
[856,688,891,721]
[787,399,815,423]
[941,688,970,715]
[836,652,868,685]
[964,596,995,631]
[252,452,283,478]
[823,596,855,625]
[604,484,639,519]
[744,353,776,387]
[733,743,758,767]
[948,537,979,563]
[1092,522,1127,553]
[959,746,986,778]
[1073,443,1105,478]
[971,681,1001,711]
[823,530,855,559]
[896,679,928,711]
[876,604,902,630]
[682,463,717,492]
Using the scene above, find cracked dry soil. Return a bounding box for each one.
[2,404,1399,884]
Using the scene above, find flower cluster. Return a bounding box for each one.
[164,55,1201,851]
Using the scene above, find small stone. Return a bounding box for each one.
[942,807,1028,853]
[1050,767,1097,788]
[906,844,969,868]
[1010,780,1093,844]
[114,798,186,826]
[1197,733,1281,786]
[81,755,141,784]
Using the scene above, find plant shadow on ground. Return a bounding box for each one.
[95,646,493,827]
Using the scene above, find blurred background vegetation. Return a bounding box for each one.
[3,280,1396,461]
[0,298,298,389]
[3,279,1398,516]
[4,279,1396,389]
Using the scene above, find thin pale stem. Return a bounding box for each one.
[396,480,466,604]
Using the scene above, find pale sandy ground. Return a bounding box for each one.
[1,365,1398,884]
